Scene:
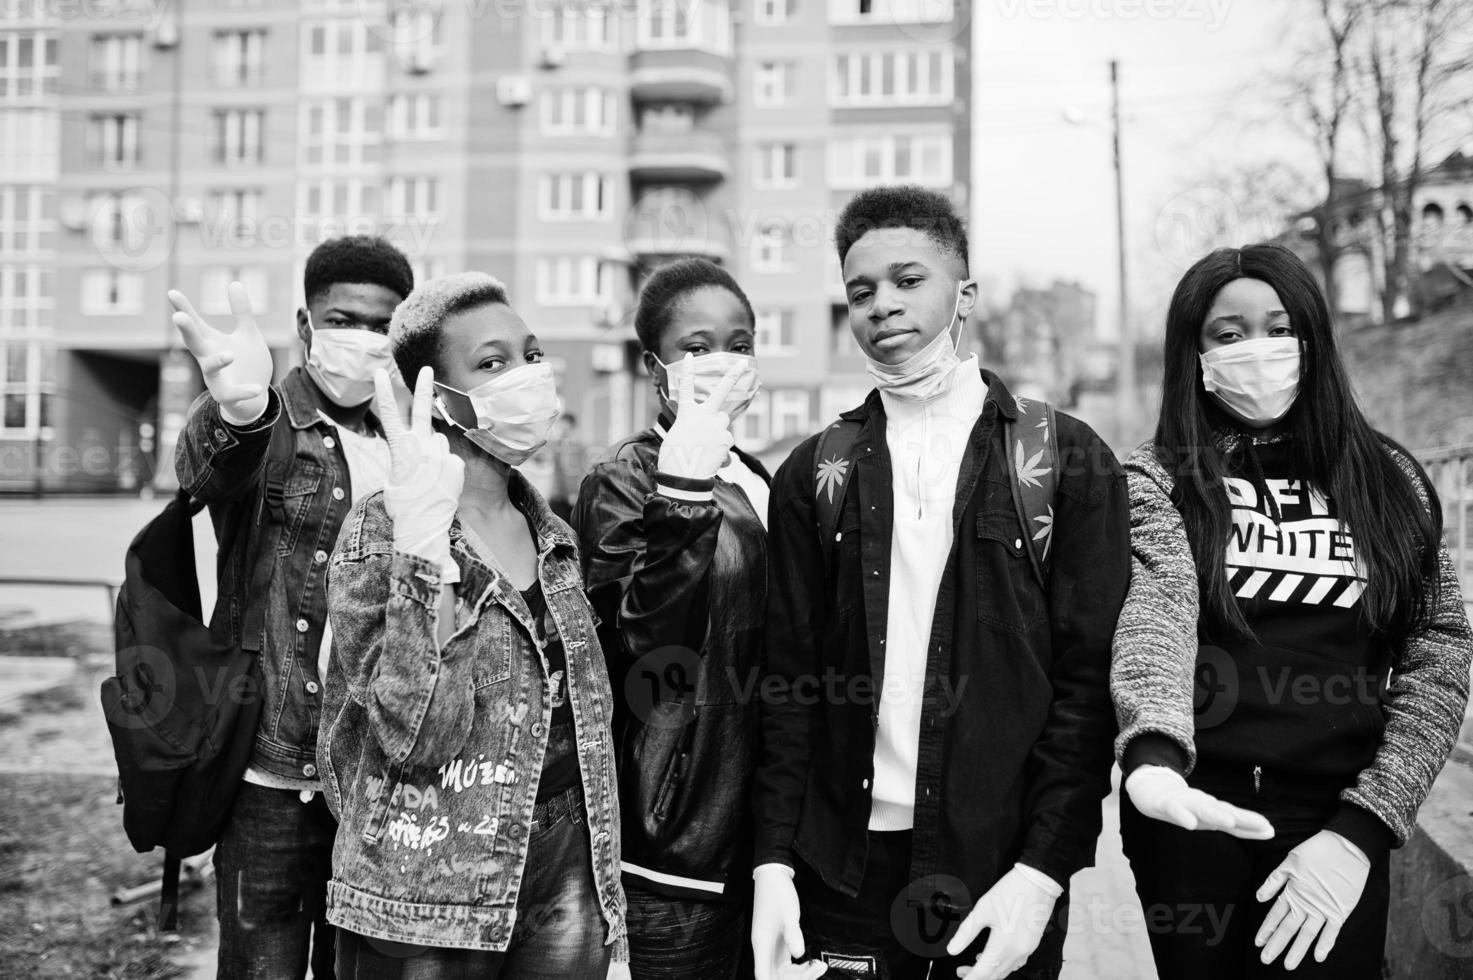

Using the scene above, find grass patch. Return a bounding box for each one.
[0,772,187,979]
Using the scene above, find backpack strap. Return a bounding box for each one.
[812,419,862,576]
[158,853,181,931]
[240,412,295,653]
[1001,397,1058,589]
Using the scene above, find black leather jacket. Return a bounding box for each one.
[573,419,769,902]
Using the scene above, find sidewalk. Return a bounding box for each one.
[1060,776,1158,980]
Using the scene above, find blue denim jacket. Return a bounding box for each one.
[319,474,626,954]
[175,367,366,780]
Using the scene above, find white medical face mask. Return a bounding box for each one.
[304,314,396,407]
[864,280,974,402]
[658,351,762,422]
[1199,337,1302,428]
[432,362,561,466]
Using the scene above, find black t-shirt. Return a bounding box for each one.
[1195,438,1390,782]
[521,581,581,801]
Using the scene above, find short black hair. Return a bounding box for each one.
[303,235,415,306]
[833,185,969,273]
[633,258,755,352]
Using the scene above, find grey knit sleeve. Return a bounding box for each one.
[1110,444,1201,771]
[1339,449,1473,845]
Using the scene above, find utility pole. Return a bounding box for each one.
[154,3,186,493]
[1111,58,1132,444]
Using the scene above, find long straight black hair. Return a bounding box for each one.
[1154,244,1441,641]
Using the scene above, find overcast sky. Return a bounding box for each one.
[968,0,1309,338]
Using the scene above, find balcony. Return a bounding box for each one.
[623,188,730,263]
[629,129,730,183]
[628,48,733,104]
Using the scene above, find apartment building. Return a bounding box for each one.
[0,0,970,492]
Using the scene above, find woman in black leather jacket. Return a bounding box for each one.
[573,258,770,980]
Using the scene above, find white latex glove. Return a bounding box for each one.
[1255,830,1371,970]
[948,864,1062,980]
[374,366,464,578]
[751,865,825,980]
[168,282,273,425]
[1125,765,1276,840]
[657,354,739,483]
[605,961,631,980]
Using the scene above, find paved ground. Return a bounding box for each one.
[0,496,1159,979]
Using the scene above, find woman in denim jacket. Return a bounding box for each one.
[319,272,627,979]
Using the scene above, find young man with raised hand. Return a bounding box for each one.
[169,235,414,980]
[750,186,1130,980]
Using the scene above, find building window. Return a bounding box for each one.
[301,97,382,167]
[212,109,264,166]
[734,390,769,446]
[385,176,442,219]
[754,143,797,189]
[391,7,441,73]
[755,0,794,25]
[85,190,156,253]
[539,87,617,136]
[539,173,612,221]
[213,30,266,86]
[0,109,57,177]
[387,93,444,140]
[301,17,384,91]
[0,185,47,253]
[831,302,862,356]
[89,33,144,91]
[755,308,796,354]
[828,134,951,188]
[772,390,810,438]
[80,269,144,315]
[754,61,793,107]
[752,220,791,272]
[206,188,264,241]
[640,103,694,134]
[0,265,51,333]
[410,257,448,284]
[200,266,269,315]
[541,7,613,50]
[88,113,140,168]
[535,257,614,306]
[828,0,953,23]
[0,32,58,101]
[636,0,732,53]
[832,49,952,107]
[0,341,50,436]
[298,178,379,220]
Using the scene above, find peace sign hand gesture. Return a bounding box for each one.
[168,282,274,425]
[656,355,740,485]
[373,366,464,577]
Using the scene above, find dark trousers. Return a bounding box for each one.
[1120,769,1391,980]
[215,781,338,980]
[335,787,612,980]
[626,883,748,980]
[793,831,1067,980]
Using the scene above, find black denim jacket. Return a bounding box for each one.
[753,369,1130,903]
[175,367,370,780]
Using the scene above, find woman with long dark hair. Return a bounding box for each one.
[573,258,769,979]
[1111,243,1471,979]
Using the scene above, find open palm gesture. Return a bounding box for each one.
[168,282,273,425]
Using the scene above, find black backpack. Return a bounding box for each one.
[811,394,1059,586]
[100,417,292,929]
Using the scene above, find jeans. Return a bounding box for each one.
[793,831,1066,980]
[625,883,747,980]
[1120,769,1391,980]
[335,787,612,980]
[215,781,338,980]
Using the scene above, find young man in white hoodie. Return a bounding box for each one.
[750,186,1130,980]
